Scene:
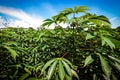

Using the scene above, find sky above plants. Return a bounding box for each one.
[0,0,120,28]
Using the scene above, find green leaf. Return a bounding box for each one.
[102,39,106,46]
[65,75,72,80]
[89,19,110,26]
[108,55,120,64]
[63,58,73,68]
[62,60,72,76]
[44,19,53,22]
[4,46,18,60]
[58,60,65,80]
[97,53,111,80]
[88,15,111,26]
[86,33,95,40]
[114,62,120,72]
[78,6,89,12]
[101,36,115,49]
[60,8,73,15]
[71,69,79,80]
[41,58,56,73]
[19,73,29,80]
[24,68,31,74]
[55,75,59,80]
[84,55,94,67]
[36,63,44,72]
[74,6,79,13]
[26,77,36,80]
[0,75,7,78]
[13,70,18,77]
[108,37,120,48]
[48,60,58,80]
[41,21,53,27]
[93,74,97,80]
[111,73,118,80]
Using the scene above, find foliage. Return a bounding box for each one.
[0,6,120,80]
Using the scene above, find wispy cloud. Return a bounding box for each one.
[110,17,117,22]
[42,3,57,16]
[110,17,119,28]
[0,6,44,28]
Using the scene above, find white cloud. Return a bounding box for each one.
[110,17,117,22]
[0,6,44,29]
[109,17,120,28]
[0,6,67,29]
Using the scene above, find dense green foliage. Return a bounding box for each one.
[0,6,120,80]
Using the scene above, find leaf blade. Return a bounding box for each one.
[4,46,18,60]
[84,55,94,67]
[62,60,72,76]
[48,59,58,80]
[58,60,65,80]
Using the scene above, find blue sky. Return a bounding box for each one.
[0,0,120,28]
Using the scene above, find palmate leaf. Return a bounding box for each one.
[41,58,79,80]
[108,36,120,48]
[97,53,112,80]
[101,36,115,49]
[86,14,111,27]
[89,19,110,26]
[41,58,56,73]
[84,55,94,67]
[41,18,54,27]
[76,6,89,13]
[91,15,111,24]
[4,46,18,60]
[60,8,73,15]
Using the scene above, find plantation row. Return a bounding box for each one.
[0,6,120,80]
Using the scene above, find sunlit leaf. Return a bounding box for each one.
[71,69,79,80]
[24,68,31,74]
[48,60,58,80]
[97,53,111,80]
[86,33,95,40]
[63,58,73,68]
[62,60,72,76]
[65,75,72,80]
[101,36,115,49]
[58,60,65,80]
[19,73,29,80]
[108,55,120,64]
[84,55,94,67]
[41,58,56,73]
[4,46,18,60]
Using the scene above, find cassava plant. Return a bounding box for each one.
[0,6,120,80]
